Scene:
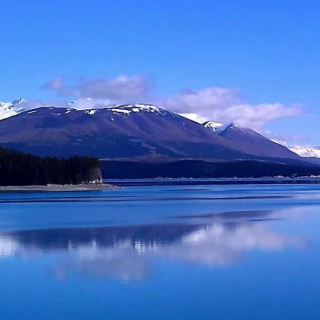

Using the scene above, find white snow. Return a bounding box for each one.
[203,121,224,133]
[289,146,320,158]
[271,139,288,147]
[85,110,98,115]
[96,104,170,117]
[0,98,27,120]
[110,108,131,115]
[104,103,168,114]
[272,140,320,158]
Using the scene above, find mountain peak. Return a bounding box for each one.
[0,98,26,108]
[65,101,169,115]
[226,122,240,130]
[220,122,299,159]
[102,103,170,116]
[0,98,27,120]
[106,103,166,111]
[11,98,27,105]
[203,121,224,133]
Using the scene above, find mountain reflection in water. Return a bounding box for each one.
[0,209,305,281]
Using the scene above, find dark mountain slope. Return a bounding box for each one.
[0,105,251,159]
[219,123,300,159]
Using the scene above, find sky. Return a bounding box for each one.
[1,0,320,145]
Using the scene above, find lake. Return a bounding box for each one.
[1,182,320,319]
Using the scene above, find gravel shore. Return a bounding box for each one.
[0,183,117,192]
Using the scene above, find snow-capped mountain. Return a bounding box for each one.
[271,139,320,159]
[0,99,318,162]
[104,103,170,115]
[0,103,246,159]
[289,146,320,158]
[0,98,27,120]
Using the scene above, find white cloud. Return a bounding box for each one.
[159,87,304,129]
[43,75,150,102]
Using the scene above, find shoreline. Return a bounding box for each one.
[0,183,117,192]
[105,177,320,187]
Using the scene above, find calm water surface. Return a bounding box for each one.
[1,183,320,319]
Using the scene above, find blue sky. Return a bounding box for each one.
[1,0,319,144]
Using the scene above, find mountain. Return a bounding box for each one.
[289,146,320,158]
[0,104,251,159]
[0,101,313,162]
[219,123,300,159]
[0,98,27,120]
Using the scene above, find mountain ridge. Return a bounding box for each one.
[0,99,319,160]
[0,104,250,159]
[218,122,300,159]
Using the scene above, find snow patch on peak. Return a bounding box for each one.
[272,139,320,158]
[0,98,47,120]
[271,139,288,147]
[203,121,224,133]
[109,108,131,115]
[0,98,28,120]
[107,103,166,112]
[102,103,170,117]
[11,98,27,105]
[84,109,98,116]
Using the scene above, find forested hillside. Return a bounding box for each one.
[0,148,101,186]
[101,159,320,179]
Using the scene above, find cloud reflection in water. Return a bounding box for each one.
[0,209,306,281]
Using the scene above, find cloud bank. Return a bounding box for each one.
[160,88,303,130]
[43,75,149,103]
[42,75,304,129]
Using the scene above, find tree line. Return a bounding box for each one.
[101,159,320,179]
[0,147,101,186]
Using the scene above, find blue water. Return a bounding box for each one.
[1,183,320,319]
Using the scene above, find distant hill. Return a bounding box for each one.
[219,123,300,159]
[101,159,320,179]
[0,147,101,186]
